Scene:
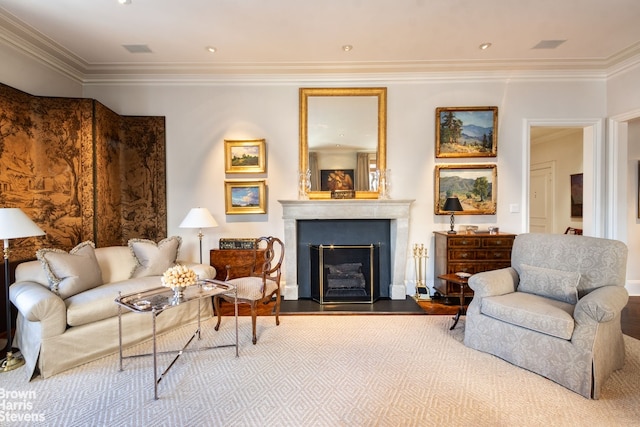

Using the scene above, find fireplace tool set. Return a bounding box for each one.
[413,243,430,300]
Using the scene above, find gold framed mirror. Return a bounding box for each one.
[299,87,387,199]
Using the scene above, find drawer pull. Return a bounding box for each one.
[495,240,502,245]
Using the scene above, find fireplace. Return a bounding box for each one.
[310,244,380,304]
[279,199,414,300]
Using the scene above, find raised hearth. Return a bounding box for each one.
[279,199,414,300]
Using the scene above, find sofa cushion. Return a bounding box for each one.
[518,264,580,304]
[481,292,576,340]
[94,246,138,284]
[65,276,162,326]
[129,236,181,278]
[36,241,103,299]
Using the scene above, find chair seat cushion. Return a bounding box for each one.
[481,292,576,340]
[228,276,278,301]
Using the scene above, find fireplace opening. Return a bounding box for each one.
[310,244,380,304]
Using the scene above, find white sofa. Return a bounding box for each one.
[9,238,215,380]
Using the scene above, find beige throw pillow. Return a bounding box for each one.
[518,264,580,304]
[36,241,103,299]
[129,236,182,278]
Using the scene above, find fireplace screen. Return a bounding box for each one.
[310,244,380,304]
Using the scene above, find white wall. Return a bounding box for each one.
[626,119,640,291]
[8,43,639,294]
[79,79,607,292]
[0,43,82,97]
[608,63,640,295]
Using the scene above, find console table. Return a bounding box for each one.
[433,231,516,301]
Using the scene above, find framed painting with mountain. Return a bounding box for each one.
[435,106,498,158]
[435,164,497,215]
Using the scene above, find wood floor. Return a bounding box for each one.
[217,296,640,340]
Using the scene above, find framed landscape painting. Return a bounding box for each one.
[435,106,498,158]
[435,164,497,215]
[224,139,266,173]
[224,180,267,214]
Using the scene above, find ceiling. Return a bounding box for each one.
[1,0,640,81]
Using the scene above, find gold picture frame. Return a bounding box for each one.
[435,106,498,158]
[224,139,266,174]
[435,164,497,215]
[224,180,267,214]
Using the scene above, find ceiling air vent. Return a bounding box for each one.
[122,44,153,53]
[532,40,567,50]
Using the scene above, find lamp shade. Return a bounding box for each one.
[0,208,45,241]
[442,197,463,212]
[179,207,218,229]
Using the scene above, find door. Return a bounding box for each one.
[530,163,554,233]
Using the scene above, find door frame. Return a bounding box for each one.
[523,118,605,236]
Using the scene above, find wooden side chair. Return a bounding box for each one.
[213,236,284,344]
[564,227,583,235]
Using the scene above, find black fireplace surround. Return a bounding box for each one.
[297,219,391,299]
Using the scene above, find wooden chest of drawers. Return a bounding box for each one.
[209,249,266,280]
[433,231,516,299]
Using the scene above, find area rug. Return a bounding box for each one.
[2,316,639,426]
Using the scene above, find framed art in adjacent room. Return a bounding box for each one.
[224,139,266,173]
[224,180,267,214]
[435,164,497,215]
[435,106,498,158]
[570,173,583,218]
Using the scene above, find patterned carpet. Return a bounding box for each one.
[3,315,640,426]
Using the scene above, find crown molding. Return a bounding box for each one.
[1,9,639,85]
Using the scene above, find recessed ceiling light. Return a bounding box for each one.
[118,0,131,4]
[206,46,217,53]
[342,45,353,52]
[479,42,492,50]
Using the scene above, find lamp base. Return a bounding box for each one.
[1,351,25,373]
[447,230,457,234]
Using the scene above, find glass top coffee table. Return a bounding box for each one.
[115,279,238,400]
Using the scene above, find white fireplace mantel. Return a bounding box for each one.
[278,199,414,300]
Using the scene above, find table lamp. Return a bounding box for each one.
[179,207,218,264]
[1,208,45,373]
[443,197,463,234]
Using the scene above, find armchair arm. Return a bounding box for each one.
[467,267,518,298]
[9,281,67,338]
[574,285,629,324]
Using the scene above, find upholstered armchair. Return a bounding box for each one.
[464,233,628,399]
[214,236,284,344]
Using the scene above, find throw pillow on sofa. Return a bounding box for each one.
[518,263,580,304]
[129,236,182,278]
[36,241,103,299]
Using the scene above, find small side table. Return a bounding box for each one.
[437,273,470,330]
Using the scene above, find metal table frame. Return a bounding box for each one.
[115,279,238,400]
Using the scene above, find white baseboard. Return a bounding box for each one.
[626,281,640,296]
